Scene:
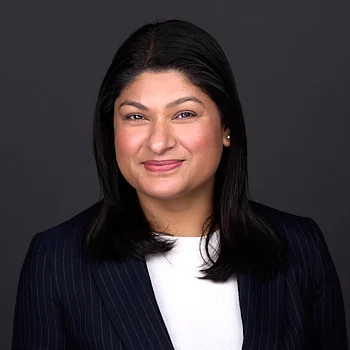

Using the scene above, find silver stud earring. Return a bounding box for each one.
[226,134,230,140]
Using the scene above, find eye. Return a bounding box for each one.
[125,114,145,121]
[176,111,196,119]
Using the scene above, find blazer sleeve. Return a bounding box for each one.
[12,232,70,349]
[308,218,349,349]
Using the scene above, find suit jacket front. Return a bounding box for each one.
[12,201,348,349]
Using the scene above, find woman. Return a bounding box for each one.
[12,19,348,350]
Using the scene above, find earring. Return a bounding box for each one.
[226,134,230,140]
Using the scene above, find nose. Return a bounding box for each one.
[146,119,176,155]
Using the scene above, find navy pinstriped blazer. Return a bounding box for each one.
[12,201,348,349]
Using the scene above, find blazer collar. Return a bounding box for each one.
[90,256,174,350]
[91,255,285,350]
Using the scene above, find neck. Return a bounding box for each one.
[137,186,216,237]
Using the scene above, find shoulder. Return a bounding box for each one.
[250,201,337,286]
[250,200,328,264]
[31,201,102,256]
[250,200,310,226]
[19,201,102,287]
[250,200,314,236]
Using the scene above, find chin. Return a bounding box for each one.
[139,186,187,200]
[137,178,186,196]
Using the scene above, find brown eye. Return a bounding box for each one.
[176,111,196,119]
[126,114,145,121]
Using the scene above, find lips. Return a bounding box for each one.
[143,160,184,172]
[143,160,183,166]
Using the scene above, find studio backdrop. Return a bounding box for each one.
[0,1,349,347]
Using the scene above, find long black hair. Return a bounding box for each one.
[83,19,285,282]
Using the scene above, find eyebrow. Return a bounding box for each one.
[118,96,204,111]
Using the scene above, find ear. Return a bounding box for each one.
[223,128,231,148]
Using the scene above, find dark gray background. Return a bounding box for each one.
[1,1,349,347]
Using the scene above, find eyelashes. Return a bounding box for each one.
[125,111,197,122]
[176,111,196,119]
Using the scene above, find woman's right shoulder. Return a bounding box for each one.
[30,200,102,255]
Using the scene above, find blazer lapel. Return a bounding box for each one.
[237,267,286,350]
[91,252,286,350]
[90,256,174,350]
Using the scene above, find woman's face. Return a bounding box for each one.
[113,70,230,201]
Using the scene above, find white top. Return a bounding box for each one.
[145,230,244,350]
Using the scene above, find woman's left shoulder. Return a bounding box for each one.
[250,200,331,263]
[251,200,342,302]
[250,203,348,348]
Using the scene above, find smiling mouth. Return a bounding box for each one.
[143,160,184,172]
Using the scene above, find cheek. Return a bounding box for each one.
[114,131,144,186]
[181,123,222,154]
[114,134,139,188]
[114,130,142,164]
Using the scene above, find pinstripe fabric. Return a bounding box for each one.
[12,202,348,349]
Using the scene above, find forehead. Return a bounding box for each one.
[115,70,208,104]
